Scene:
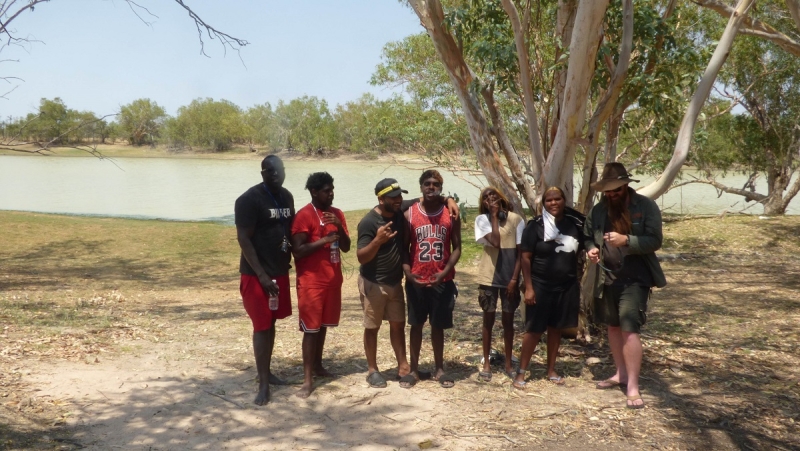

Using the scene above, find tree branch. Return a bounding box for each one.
[500,0,544,183]
[693,0,800,57]
[481,84,536,214]
[170,0,249,60]
[639,0,756,199]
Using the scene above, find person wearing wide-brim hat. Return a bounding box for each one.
[584,162,667,410]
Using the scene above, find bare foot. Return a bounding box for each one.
[295,382,313,399]
[254,383,270,405]
[313,366,334,378]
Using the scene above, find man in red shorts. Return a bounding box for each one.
[291,172,351,398]
[235,155,295,405]
[403,169,462,388]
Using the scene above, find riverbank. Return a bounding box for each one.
[0,143,428,164]
[1,211,798,450]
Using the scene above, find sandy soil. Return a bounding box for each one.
[2,214,799,450]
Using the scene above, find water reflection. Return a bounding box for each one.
[0,155,795,222]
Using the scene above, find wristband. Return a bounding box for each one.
[625,235,630,246]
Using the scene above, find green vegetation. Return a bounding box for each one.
[1,93,470,158]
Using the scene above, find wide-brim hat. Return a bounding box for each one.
[591,162,640,192]
[374,178,408,198]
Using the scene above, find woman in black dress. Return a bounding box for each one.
[512,187,584,389]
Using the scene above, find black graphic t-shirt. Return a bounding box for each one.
[235,184,295,277]
[521,212,585,291]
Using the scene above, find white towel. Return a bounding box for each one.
[543,209,559,241]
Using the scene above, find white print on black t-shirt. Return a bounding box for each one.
[554,234,579,253]
[269,208,292,219]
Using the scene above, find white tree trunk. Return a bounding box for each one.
[543,0,610,198]
[576,0,633,212]
[408,0,523,213]
[501,0,545,184]
[788,0,800,34]
[639,0,756,199]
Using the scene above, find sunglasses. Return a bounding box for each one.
[604,186,625,194]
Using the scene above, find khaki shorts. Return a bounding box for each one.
[358,275,406,329]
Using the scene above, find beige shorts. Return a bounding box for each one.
[358,275,406,329]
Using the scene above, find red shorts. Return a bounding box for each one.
[297,282,341,333]
[240,274,292,332]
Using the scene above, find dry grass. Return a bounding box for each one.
[1,211,799,450]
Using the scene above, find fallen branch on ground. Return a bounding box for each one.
[442,427,518,445]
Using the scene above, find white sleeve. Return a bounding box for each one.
[515,218,525,245]
[474,214,492,246]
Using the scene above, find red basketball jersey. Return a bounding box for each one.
[407,203,454,283]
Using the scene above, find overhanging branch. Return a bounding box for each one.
[693,0,800,57]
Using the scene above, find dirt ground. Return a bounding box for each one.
[1,212,799,450]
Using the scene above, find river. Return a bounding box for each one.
[0,155,795,222]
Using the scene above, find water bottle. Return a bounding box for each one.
[330,240,340,264]
[268,279,279,311]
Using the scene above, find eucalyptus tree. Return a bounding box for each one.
[403,0,763,215]
[689,0,800,215]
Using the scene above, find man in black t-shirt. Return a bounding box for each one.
[234,155,295,405]
[356,178,413,389]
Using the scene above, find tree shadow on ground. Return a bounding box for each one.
[5,357,455,450]
[0,237,234,291]
[586,241,800,450]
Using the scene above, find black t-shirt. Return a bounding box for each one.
[521,213,584,290]
[235,184,295,277]
[357,208,406,285]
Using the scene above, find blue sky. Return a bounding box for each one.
[2,0,422,118]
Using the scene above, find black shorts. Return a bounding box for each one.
[478,285,521,314]
[524,282,580,334]
[406,280,457,330]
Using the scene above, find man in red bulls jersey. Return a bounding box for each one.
[403,169,462,388]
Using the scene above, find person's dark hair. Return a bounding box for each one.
[419,169,443,186]
[478,187,512,215]
[305,172,334,192]
[540,186,565,206]
[261,154,281,170]
[538,186,566,215]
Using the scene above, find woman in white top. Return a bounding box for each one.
[473,187,525,381]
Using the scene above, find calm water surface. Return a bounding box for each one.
[0,155,795,222]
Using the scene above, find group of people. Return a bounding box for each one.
[235,156,665,410]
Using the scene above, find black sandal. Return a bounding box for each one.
[366,371,387,388]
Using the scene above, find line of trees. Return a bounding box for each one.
[1,93,471,156]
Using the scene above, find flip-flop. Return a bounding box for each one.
[366,371,387,389]
[626,395,645,410]
[511,379,527,390]
[596,379,627,390]
[548,376,566,386]
[398,374,417,389]
[436,375,455,389]
[478,371,492,382]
